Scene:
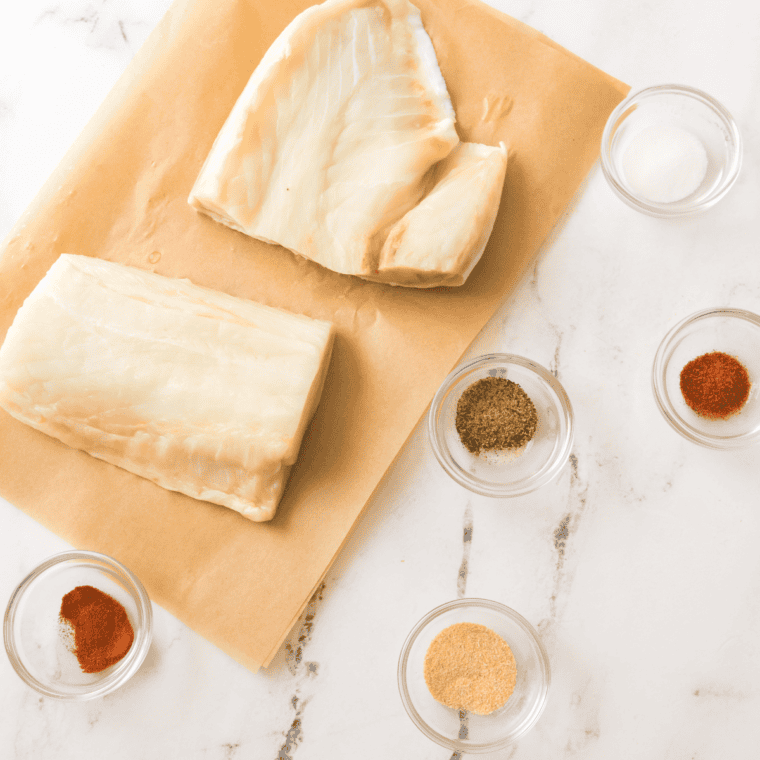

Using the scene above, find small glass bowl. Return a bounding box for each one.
[4,551,153,699]
[652,307,760,448]
[428,354,573,497]
[398,599,550,753]
[601,84,742,216]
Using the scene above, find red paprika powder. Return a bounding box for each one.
[679,351,751,419]
[59,585,135,674]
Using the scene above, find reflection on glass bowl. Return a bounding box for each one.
[398,598,550,753]
[4,550,152,700]
[652,307,760,448]
[601,84,742,217]
[428,354,573,497]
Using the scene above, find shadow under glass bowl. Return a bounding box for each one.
[428,354,573,497]
[652,307,760,448]
[601,84,742,217]
[398,598,550,754]
[4,550,153,700]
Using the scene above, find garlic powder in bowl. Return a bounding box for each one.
[398,598,550,753]
[424,622,517,715]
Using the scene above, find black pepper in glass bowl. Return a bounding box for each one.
[428,354,574,497]
[455,376,539,454]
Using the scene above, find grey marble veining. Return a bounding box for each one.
[35,0,151,49]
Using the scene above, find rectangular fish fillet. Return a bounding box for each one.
[0,255,334,522]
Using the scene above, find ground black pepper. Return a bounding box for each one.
[455,376,538,454]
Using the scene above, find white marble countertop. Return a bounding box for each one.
[2,0,760,757]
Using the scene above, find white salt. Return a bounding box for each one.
[622,125,708,203]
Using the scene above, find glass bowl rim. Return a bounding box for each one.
[3,549,153,700]
[397,597,551,753]
[652,306,760,449]
[600,83,743,218]
[427,353,574,497]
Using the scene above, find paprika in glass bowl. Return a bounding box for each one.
[652,308,760,448]
[428,354,574,496]
[4,550,153,699]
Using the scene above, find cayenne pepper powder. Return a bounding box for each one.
[679,351,751,419]
[455,376,538,454]
[59,585,135,674]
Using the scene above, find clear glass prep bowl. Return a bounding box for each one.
[428,354,574,497]
[601,84,742,217]
[398,598,550,753]
[4,550,153,699]
[652,307,760,448]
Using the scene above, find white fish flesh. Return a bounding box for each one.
[0,255,334,522]
[378,142,507,286]
[189,0,507,288]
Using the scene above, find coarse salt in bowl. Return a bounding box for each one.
[398,598,550,753]
[4,550,153,699]
[652,307,760,448]
[428,354,573,497]
[601,84,742,217]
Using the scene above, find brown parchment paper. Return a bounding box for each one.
[0,0,628,672]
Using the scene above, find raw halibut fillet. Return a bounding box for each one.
[378,142,507,286]
[0,254,334,522]
[188,0,507,288]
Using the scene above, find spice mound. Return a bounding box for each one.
[423,622,517,715]
[59,585,135,674]
[679,351,751,419]
[622,125,708,203]
[455,377,538,454]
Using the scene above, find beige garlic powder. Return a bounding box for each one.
[423,622,517,715]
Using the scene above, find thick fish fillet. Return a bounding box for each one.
[189,0,507,288]
[0,254,334,522]
[377,142,507,286]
